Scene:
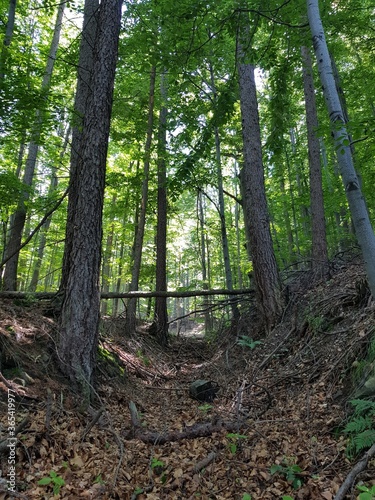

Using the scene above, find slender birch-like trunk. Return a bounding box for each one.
[307,0,375,295]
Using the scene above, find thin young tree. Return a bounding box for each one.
[126,66,156,333]
[301,45,328,275]
[0,0,17,78]
[153,70,168,346]
[2,1,66,290]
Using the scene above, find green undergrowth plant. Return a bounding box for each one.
[226,432,247,454]
[270,458,304,490]
[237,335,262,349]
[37,470,65,495]
[356,482,375,500]
[344,399,375,458]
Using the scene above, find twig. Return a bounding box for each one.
[334,442,375,500]
[45,388,52,435]
[80,406,105,441]
[107,427,124,489]
[193,451,216,472]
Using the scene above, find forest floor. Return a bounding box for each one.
[1,257,375,500]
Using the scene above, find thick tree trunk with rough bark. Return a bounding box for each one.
[307,0,375,296]
[301,45,328,274]
[237,54,282,330]
[59,0,99,300]
[58,0,122,399]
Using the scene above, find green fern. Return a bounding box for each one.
[350,399,375,414]
[344,399,375,457]
[353,430,375,453]
[344,416,373,434]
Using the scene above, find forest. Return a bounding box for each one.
[0,0,375,498]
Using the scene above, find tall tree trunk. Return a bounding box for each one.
[209,61,239,321]
[237,24,282,329]
[307,0,375,296]
[126,66,156,333]
[101,195,116,316]
[301,46,328,274]
[153,71,168,346]
[28,125,71,292]
[198,190,212,334]
[2,1,65,290]
[58,0,122,400]
[0,0,17,78]
[59,0,99,301]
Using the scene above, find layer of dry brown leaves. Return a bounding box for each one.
[1,260,375,499]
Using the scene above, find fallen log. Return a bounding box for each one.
[0,288,254,300]
[124,401,244,444]
[123,419,244,444]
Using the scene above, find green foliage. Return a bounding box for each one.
[94,474,105,485]
[37,470,65,495]
[344,399,375,457]
[270,459,304,490]
[357,483,375,500]
[225,433,247,454]
[136,349,151,367]
[237,336,262,349]
[242,494,252,500]
[198,403,213,413]
[151,457,166,483]
[306,314,325,332]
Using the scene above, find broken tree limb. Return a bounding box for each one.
[123,418,245,444]
[193,451,217,472]
[0,288,254,300]
[334,442,375,500]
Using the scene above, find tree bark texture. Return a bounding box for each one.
[237,54,282,329]
[301,45,328,273]
[59,0,99,298]
[307,0,375,296]
[58,0,122,398]
[154,71,168,346]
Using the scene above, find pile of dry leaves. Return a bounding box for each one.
[1,259,375,499]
